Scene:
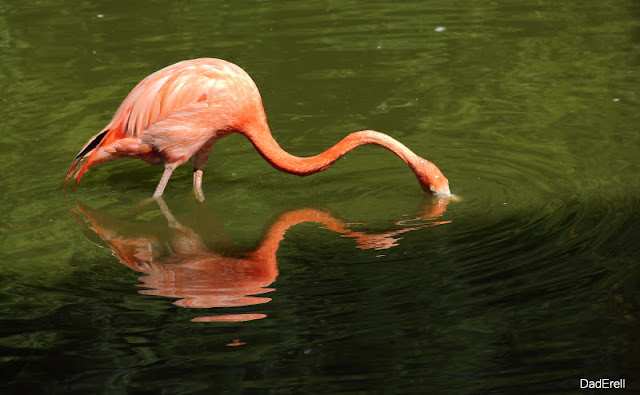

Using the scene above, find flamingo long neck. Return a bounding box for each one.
[243,125,423,177]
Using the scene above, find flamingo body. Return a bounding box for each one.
[65,58,450,199]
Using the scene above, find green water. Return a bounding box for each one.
[2,1,640,393]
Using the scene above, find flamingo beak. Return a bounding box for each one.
[429,185,451,197]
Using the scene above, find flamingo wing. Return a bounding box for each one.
[112,58,237,137]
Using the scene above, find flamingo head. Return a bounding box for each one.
[414,158,451,197]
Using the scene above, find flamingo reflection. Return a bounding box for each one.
[69,197,450,322]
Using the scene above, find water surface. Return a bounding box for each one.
[1,0,639,393]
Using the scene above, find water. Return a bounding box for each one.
[2,0,639,393]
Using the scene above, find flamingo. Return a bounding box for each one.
[64,58,450,200]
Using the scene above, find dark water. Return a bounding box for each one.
[2,1,640,393]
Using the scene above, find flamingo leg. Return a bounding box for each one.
[154,166,175,198]
[193,169,205,202]
[190,142,215,202]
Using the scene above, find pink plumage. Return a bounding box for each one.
[65,58,450,200]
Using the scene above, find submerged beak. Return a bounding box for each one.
[429,185,451,197]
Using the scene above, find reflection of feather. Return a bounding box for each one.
[68,196,450,322]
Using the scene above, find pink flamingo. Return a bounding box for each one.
[64,58,450,200]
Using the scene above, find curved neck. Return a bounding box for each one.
[242,126,423,177]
